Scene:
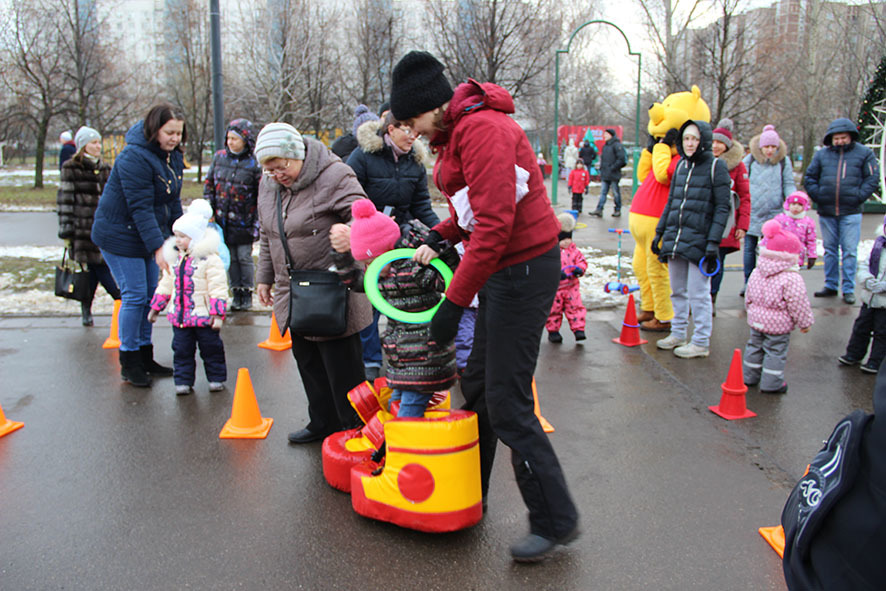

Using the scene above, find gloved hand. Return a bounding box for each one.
[560,271,568,280]
[806,257,816,270]
[211,315,223,331]
[646,134,657,152]
[704,243,720,275]
[650,235,662,256]
[147,309,159,323]
[662,128,680,147]
[430,298,465,344]
[422,230,444,254]
[572,268,584,277]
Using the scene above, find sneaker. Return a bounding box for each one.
[656,334,687,350]
[860,363,879,374]
[673,343,710,358]
[209,381,225,392]
[573,330,586,342]
[843,293,856,305]
[510,525,580,563]
[175,384,193,396]
[611,210,621,217]
[838,355,860,366]
[589,210,603,218]
[548,331,563,343]
[814,287,838,298]
[761,382,788,394]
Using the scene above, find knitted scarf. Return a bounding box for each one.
[870,231,886,277]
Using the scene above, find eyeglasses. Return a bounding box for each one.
[397,125,417,138]
[262,160,291,176]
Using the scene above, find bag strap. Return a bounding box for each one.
[275,186,296,278]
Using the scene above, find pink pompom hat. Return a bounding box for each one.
[761,219,802,255]
[349,199,401,261]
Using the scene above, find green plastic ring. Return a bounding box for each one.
[364,248,453,324]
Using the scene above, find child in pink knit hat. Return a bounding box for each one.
[743,219,814,393]
[330,199,459,419]
[770,191,818,268]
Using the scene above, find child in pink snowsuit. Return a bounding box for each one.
[772,191,817,268]
[547,213,588,343]
[743,219,814,393]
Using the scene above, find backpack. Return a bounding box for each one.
[710,160,739,241]
[781,409,873,590]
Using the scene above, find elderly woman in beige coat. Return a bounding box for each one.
[254,122,372,444]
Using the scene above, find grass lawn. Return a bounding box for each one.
[0,177,205,209]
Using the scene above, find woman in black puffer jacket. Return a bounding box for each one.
[57,126,121,326]
[653,119,731,358]
[345,112,440,379]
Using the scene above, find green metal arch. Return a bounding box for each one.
[552,20,642,205]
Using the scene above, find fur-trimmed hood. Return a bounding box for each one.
[355,119,427,165]
[719,139,745,171]
[162,225,221,264]
[748,134,789,164]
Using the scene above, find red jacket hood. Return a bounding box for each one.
[434,80,514,145]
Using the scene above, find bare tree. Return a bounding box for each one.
[345,0,403,108]
[54,0,142,134]
[165,0,214,179]
[0,0,69,187]
[635,0,707,95]
[424,0,563,100]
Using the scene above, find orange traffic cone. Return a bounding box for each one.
[258,312,292,351]
[532,377,554,433]
[612,294,647,347]
[758,525,785,558]
[709,348,756,420]
[102,299,122,349]
[219,368,274,439]
[0,402,24,438]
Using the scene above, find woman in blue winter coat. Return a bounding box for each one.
[653,120,732,359]
[203,118,261,311]
[741,124,795,294]
[345,111,440,380]
[92,103,186,387]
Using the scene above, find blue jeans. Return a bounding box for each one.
[391,388,432,418]
[595,180,622,212]
[743,234,759,285]
[101,250,158,352]
[359,308,382,368]
[819,214,862,294]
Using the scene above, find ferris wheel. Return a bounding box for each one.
[863,98,886,201]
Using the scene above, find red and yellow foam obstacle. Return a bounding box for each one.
[349,408,483,533]
[321,377,449,493]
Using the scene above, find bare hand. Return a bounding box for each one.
[147,309,159,323]
[210,315,223,331]
[414,244,439,266]
[734,229,746,241]
[257,283,273,307]
[800,326,809,333]
[329,223,351,253]
[154,248,170,274]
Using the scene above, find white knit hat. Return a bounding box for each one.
[75,126,101,153]
[187,198,213,220]
[254,122,305,163]
[173,212,208,243]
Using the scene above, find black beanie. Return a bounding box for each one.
[606,128,617,137]
[390,51,454,121]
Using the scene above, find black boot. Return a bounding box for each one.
[229,289,241,311]
[139,344,173,376]
[120,350,152,387]
[240,288,252,310]
[80,301,94,326]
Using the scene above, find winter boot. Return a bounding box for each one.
[139,344,173,376]
[240,288,252,310]
[229,288,242,311]
[80,301,94,327]
[120,350,152,388]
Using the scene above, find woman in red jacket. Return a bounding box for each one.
[710,119,750,315]
[390,51,579,563]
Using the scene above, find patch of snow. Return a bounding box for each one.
[0,245,62,260]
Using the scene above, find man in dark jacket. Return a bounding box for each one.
[804,117,880,304]
[578,139,597,172]
[591,129,627,217]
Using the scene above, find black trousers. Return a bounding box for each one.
[460,245,579,539]
[291,332,364,434]
[172,326,227,386]
[845,303,886,366]
[571,192,584,214]
[85,261,121,307]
